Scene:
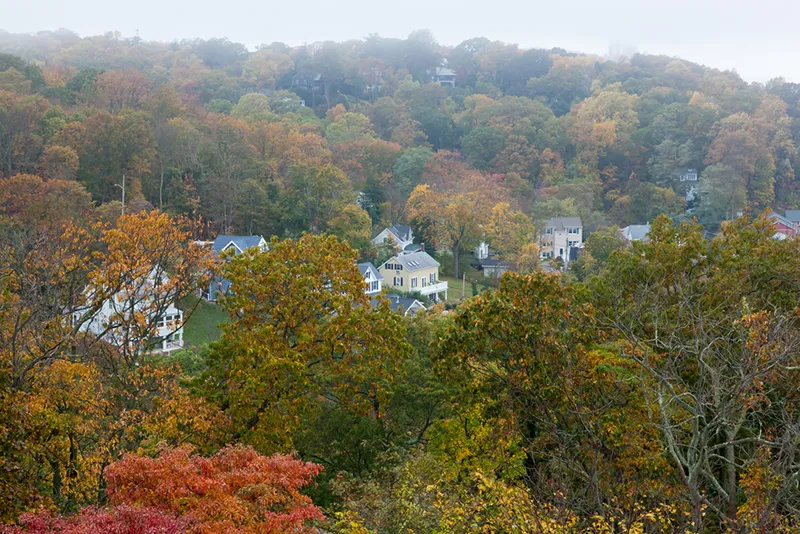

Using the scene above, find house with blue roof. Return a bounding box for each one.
[212,235,269,256]
[205,235,269,301]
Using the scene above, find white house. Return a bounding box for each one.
[75,270,184,353]
[358,261,384,295]
[206,235,268,301]
[433,67,456,87]
[474,241,490,260]
[477,258,512,278]
[378,251,448,302]
[540,217,583,260]
[676,168,699,202]
[472,242,511,278]
[371,225,414,251]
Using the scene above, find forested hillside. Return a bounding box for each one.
[1,28,799,246]
[4,28,800,533]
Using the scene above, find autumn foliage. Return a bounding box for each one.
[104,446,324,533]
[0,507,188,534]
[2,446,323,534]
[7,27,800,533]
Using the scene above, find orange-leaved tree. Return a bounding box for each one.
[104,446,323,534]
[0,506,188,534]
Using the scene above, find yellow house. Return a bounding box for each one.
[378,251,448,302]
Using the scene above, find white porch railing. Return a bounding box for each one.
[419,281,448,296]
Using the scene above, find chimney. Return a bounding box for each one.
[421,243,425,251]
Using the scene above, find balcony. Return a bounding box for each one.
[162,338,183,351]
[419,281,448,297]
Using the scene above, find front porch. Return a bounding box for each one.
[419,281,448,302]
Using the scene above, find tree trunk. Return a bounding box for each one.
[692,492,705,534]
[725,429,739,529]
[453,242,461,279]
[50,458,61,502]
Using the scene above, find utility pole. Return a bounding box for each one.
[114,174,126,216]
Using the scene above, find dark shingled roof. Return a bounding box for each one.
[371,294,426,315]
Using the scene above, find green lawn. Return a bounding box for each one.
[439,275,468,303]
[182,294,229,347]
[434,254,486,304]
[439,272,493,304]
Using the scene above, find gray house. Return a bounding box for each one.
[619,224,651,242]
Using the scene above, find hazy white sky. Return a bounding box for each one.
[1,0,798,83]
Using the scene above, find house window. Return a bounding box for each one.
[429,273,435,284]
[559,248,564,256]
[159,314,179,328]
[365,271,370,279]
[371,281,380,291]
[546,228,553,234]
[411,277,418,288]
[393,277,403,286]
[422,278,427,287]
[568,240,579,246]
[568,227,579,234]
